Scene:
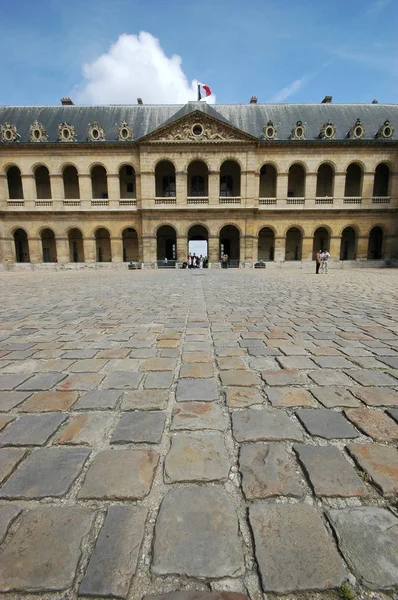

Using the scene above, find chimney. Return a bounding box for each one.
[250,96,258,104]
[321,96,332,104]
[372,99,379,104]
[137,98,143,105]
[61,97,74,105]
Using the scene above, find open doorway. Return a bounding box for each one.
[188,224,208,267]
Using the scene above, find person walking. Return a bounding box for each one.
[316,249,322,274]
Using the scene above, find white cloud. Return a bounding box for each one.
[267,77,306,103]
[75,32,215,105]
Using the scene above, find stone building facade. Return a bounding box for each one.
[0,99,397,267]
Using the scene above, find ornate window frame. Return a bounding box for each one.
[58,122,76,142]
[1,122,19,143]
[291,120,306,140]
[118,121,133,141]
[377,120,394,139]
[263,120,277,140]
[320,121,336,140]
[29,120,48,142]
[348,118,365,139]
[88,121,105,142]
[191,123,204,137]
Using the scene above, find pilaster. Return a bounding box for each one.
[301,236,313,261]
[111,237,123,262]
[83,237,96,263]
[274,236,286,262]
[79,174,92,201]
[176,172,187,206]
[177,236,187,262]
[49,174,64,201]
[329,236,342,260]
[334,172,346,202]
[29,237,43,263]
[208,235,220,266]
[107,174,120,208]
[0,236,15,262]
[0,174,8,204]
[305,173,317,207]
[362,172,374,204]
[56,237,70,263]
[208,171,219,205]
[142,235,156,265]
[276,173,288,200]
[356,236,369,259]
[21,174,37,202]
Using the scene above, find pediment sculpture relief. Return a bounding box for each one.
[147,115,250,143]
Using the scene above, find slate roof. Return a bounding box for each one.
[0,101,397,143]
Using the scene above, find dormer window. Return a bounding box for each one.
[263,120,277,140]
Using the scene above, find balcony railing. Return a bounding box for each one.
[119,199,137,206]
[344,197,362,204]
[91,199,109,207]
[187,197,209,205]
[219,197,241,204]
[155,197,176,205]
[259,197,277,205]
[7,199,24,207]
[372,196,390,204]
[286,197,305,205]
[63,199,81,207]
[315,197,334,205]
[35,200,53,207]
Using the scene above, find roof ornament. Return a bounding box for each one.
[348,118,365,139]
[263,120,277,140]
[88,121,105,142]
[291,120,306,140]
[319,120,336,140]
[1,122,19,143]
[58,122,76,142]
[377,120,394,139]
[29,120,48,143]
[118,121,134,141]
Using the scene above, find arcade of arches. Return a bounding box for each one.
[5,221,390,265]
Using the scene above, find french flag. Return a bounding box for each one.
[197,81,212,101]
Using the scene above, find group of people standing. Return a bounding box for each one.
[183,253,208,269]
[316,249,330,274]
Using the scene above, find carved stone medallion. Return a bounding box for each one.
[29,120,48,142]
[1,122,19,142]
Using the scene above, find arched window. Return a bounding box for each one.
[119,165,136,199]
[63,165,80,199]
[95,228,112,261]
[35,165,51,199]
[188,161,208,197]
[373,163,390,197]
[91,165,108,199]
[155,161,176,197]
[68,228,84,262]
[259,164,277,198]
[288,164,305,197]
[340,227,357,260]
[157,225,177,264]
[122,227,139,261]
[219,225,240,265]
[220,161,240,197]
[41,228,57,262]
[316,164,334,197]
[344,163,362,197]
[6,166,23,199]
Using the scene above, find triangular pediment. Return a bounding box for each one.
[139,107,257,144]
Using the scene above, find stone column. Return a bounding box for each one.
[177,236,187,263]
[208,171,219,205]
[107,174,120,208]
[333,172,346,206]
[305,173,317,207]
[0,174,8,205]
[50,174,64,201]
[135,173,142,208]
[252,234,259,264]
[110,237,123,262]
[274,236,286,262]
[21,174,37,206]
[29,237,43,263]
[176,171,187,206]
[362,172,374,206]
[79,174,92,201]
[141,172,155,208]
[241,235,255,267]
[208,235,220,267]
[276,173,288,202]
[56,237,70,263]
[329,236,342,262]
[242,170,256,207]
[142,235,157,266]
[138,234,143,263]
[84,237,96,263]
[301,236,313,261]
[356,236,369,259]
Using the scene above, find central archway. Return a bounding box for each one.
[368,226,384,259]
[122,228,139,262]
[188,224,208,262]
[220,225,240,266]
[312,227,330,260]
[285,227,302,261]
[68,228,84,262]
[14,228,30,262]
[41,228,57,262]
[340,227,357,260]
[258,227,275,261]
[95,228,112,262]
[157,225,176,266]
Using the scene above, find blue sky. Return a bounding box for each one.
[1,0,397,106]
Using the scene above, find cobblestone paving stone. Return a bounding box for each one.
[0,268,398,599]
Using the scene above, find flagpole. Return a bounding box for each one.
[197,83,201,101]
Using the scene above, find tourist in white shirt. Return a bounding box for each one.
[321,249,330,273]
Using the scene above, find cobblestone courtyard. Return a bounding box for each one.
[0,268,397,600]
